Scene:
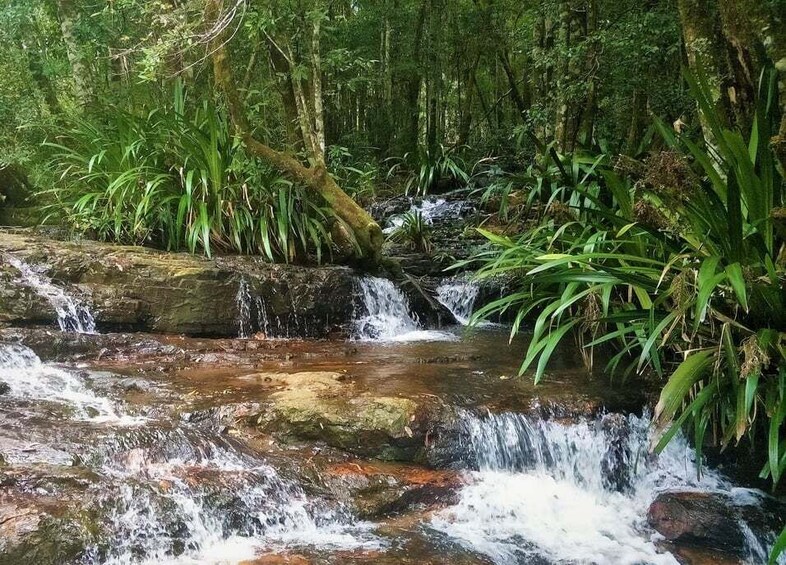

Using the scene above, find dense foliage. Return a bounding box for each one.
[1,0,786,557]
[468,69,786,491]
[44,83,348,262]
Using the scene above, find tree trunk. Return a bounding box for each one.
[577,0,599,146]
[22,42,63,115]
[56,0,92,107]
[677,0,733,138]
[554,0,573,151]
[206,0,382,263]
[625,88,648,156]
[392,0,428,155]
[499,49,529,119]
[717,0,786,171]
[266,39,303,151]
[311,17,326,160]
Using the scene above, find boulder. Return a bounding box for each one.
[648,490,786,560]
[249,371,457,464]
[0,231,355,337]
[0,230,452,338]
[0,497,97,565]
[310,461,462,519]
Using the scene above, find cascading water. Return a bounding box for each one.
[0,341,380,563]
[432,411,778,565]
[91,427,381,564]
[436,280,480,326]
[235,277,321,339]
[384,197,472,234]
[6,255,96,333]
[235,277,253,338]
[353,277,456,341]
[0,343,125,422]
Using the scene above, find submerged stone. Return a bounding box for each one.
[250,371,456,463]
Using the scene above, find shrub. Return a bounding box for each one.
[465,66,786,487]
[386,144,469,196]
[42,82,351,263]
[387,210,432,253]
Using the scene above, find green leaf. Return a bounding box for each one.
[724,263,748,312]
[653,350,714,432]
[769,526,786,565]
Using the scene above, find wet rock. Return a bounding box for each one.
[0,381,9,395]
[0,498,97,565]
[400,281,456,327]
[250,372,455,464]
[599,413,632,492]
[0,231,357,337]
[241,555,312,565]
[312,461,462,519]
[648,490,786,560]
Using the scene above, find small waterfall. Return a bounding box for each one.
[353,277,419,340]
[235,277,318,339]
[6,255,96,333]
[235,278,253,338]
[384,197,472,234]
[353,277,460,341]
[432,411,755,565]
[0,343,129,422]
[92,426,381,563]
[436,280,479,326]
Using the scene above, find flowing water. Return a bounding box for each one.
[436,280,480,326]
[384,197,473,234]
[353,276,457,341]
[430,411,755,564]
[1,299,784,563]
[234,277,333,339]
[6,255,96,333]
[0,344,125,422]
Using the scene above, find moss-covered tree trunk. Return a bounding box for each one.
[206,0,382,263]
[56,0,92,107]
[717,0,786,172]
[677,0,733,140]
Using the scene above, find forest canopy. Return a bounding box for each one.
[3,1,783,241]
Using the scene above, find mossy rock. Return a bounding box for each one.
[251,371,454,463]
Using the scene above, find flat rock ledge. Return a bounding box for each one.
[0,231,359,337]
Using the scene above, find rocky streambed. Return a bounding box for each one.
[0,227,785,565]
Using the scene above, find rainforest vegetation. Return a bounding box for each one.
[1,0,786,558]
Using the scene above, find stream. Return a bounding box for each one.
[0,250,784,564]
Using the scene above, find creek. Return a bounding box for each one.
[0,226,784,565]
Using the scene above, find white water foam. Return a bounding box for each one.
[384,197,470,234]
[6,255,96,333]
[235,277,253,338]
[432,412,774,565]
[0,343,135,423]
[436,280,480,326]
[96,427,383,564]
[353,277,456,342]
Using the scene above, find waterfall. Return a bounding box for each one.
[432,411,772,565]
[353,277,419,340]
[0,343,129,423]
[384,197,472,234]
[235,278,253,338]
[436,280,479,326]
[6,255,96,333]
[92,427,382,564]
[353,277,459,341]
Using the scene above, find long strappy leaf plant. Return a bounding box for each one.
[42,81,350,263]
[464,65,786,488]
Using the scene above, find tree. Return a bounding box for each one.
[205,0,383,262]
